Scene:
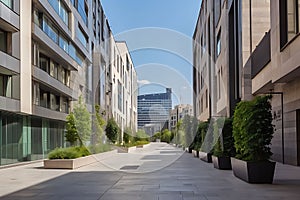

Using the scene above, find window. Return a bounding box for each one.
[39,54,50,73]
[42,18,58,44]
[0,0,13,9]
[50,61,58,79]
[218,69,221,99]
[216,30,221,57]
[59,35,68,53]
[0,29,7,52]
[0,74,11,98]
[118,81,122,112]
[77,0,88,25]
[280,0,300,47]
[77,26,88,47]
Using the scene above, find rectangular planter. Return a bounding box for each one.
[199,151,212,163]
[44,155,96,169]
[231,157,276,184]
[192,150,199,157]
[212,156,232,170]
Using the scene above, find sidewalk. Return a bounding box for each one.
[0,143,299,200]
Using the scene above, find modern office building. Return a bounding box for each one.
[169,104,193,130]
[138,88,172,135]
[0,0,137,166]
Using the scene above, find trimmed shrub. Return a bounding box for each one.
[48,146,91,159]
[233,95,274,161]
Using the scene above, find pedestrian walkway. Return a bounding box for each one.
[0,143,300,200]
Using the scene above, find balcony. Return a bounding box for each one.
[251,30,271,79]
[0,1,19,31]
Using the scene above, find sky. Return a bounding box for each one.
[101,0,201,107]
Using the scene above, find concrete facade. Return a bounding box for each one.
[169,104,193,130]
[0,0,137,166]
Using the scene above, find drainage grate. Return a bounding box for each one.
[120,165,140,170]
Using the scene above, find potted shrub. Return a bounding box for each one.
[190,121,206,158]
[232,95,276,183]
[212,118,235,170]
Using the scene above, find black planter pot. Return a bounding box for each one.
[212,156,232,170]
[199,151,212,163]
[192,150,199,157]
[231,157,276,184]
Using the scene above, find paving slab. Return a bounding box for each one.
[0,143,300,199]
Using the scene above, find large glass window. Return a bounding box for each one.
[77,26,88,48]
[39,54,50,73]
[42,18,58,44]
[59,35,69,53]
[280,0,300,47]
[77,0,88,25]
[48,0,69,25]
[0,74,11,98]
[0,29,7,52]
[0,0,13,9]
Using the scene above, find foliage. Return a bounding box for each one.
[48,146,91,159]
[73,96,91,144]
[94,104,106,144]
[123,140,150,148]
[151,132,161,142]
[105,118,119,143]
[123,127,134,144]
[213,118,235,157]
[233,95,274,161]
[161,129,172,143]
[189,120,208,151]
[136,129,150,141]
[65,112,79,146]
[88,144,112,154]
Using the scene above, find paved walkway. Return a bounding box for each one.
[0,143,300,200]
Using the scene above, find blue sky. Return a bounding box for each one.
[102,0,201,107]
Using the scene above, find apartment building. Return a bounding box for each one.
[109,37,138,142]
[0,0,137,166]
[169,104,193,130]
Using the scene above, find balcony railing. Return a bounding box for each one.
[251,30,271,78]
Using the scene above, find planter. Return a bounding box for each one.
[212,156,232,170]
[199,151,212,163]
[44,155,96,169]
[231,157,276,184]
[192,150,199,157]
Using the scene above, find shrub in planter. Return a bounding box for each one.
[212,118,235,170]
[48,146,91,159]
[197,120,213,163]
[232,95,275,183]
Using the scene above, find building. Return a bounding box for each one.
[108,37,138,142]
[169,104,193,130]
[0,0,137,166]
[244,0,300,166]
[138,88,172,135]
[193,0,269,120]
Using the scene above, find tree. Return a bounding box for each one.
[65,113,79,146]
[73,96,91,145]
[105,118,119,143]
[161,129,172,143]
[94,104,106,144]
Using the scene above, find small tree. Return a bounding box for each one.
[105,118,119,143]
[73,96,91,144]
[65,113,79,146]
[161,129,172,143]
[94,104,106,143]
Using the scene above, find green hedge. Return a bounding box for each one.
[233,95,274,161]
[48,146,91,159]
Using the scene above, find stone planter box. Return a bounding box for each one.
[212,156,232,170]
[192,150,199,157]
[44,155,97,170]
[199,151,212,163]
[231,157,276,184]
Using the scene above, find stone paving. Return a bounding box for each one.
[0,143,300,200]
